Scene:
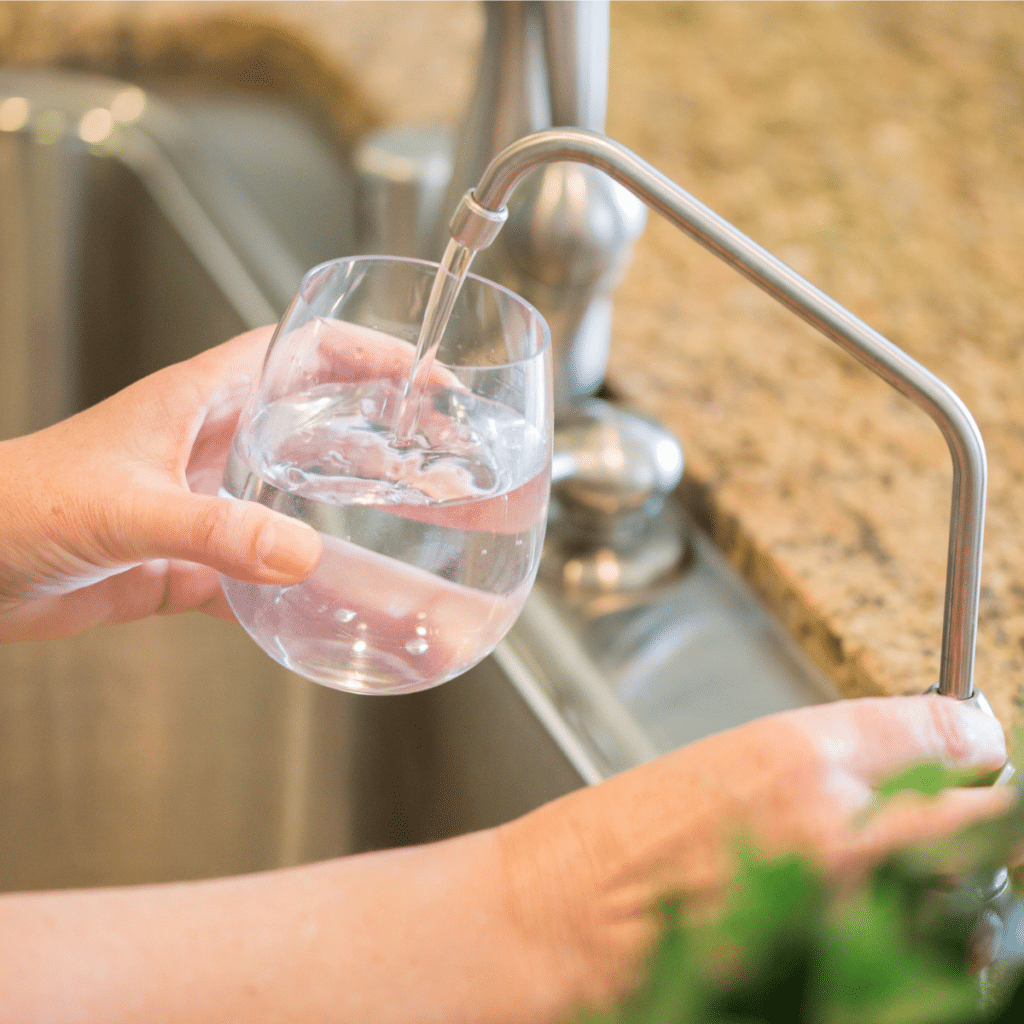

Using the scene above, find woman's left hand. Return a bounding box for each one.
[0,327,322,643]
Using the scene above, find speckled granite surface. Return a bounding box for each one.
[2,1,1023,730]
[602,3,1024,732]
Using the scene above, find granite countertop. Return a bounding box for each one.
[3,1,1023,731]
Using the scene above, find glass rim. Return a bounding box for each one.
[296,253,552,365]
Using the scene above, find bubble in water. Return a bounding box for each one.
[285,466,307,489]
[405,638,430,655]
[387,598,413,618]
[353,639,367,653]
[415,625,427,637]
[437,422,475,447]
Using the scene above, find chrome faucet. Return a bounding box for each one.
[444,1,647,413]
[356,1,648,414]
[449,126,988,705]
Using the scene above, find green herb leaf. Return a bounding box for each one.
[873,762,1000,800]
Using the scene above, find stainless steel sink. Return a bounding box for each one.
[0,69,833,893]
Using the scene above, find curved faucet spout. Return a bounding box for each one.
[450,127,987,701]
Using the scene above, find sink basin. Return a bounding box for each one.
[0,68,833,893]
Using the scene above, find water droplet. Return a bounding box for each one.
[416,626,427,637]
[405,638,430,655]
[334,608,356,623]
[358,621,368,631]
[353,640,367,653]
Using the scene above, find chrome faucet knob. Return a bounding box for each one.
[552,399,684,516]
[544,399,688,595]
[353,126,455,258]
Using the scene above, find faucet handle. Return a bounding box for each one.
[552,398,684,514]
[544,399,688,594]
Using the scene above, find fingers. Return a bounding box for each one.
[837,784,1017,877]
[272,319,469,393]
[794,695,1008,784]
[132,491,322,585]
[0,560,233,641]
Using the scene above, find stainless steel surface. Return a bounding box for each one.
[438,1,647,411]
[496,159,647,408]
[451,126,988,703]
[541,0,610,130]
[542,493,688,595]
[353,125,454,258]
[512,523,840,772]
[0,72,264,436]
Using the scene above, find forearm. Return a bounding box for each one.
[0,828,599,1024]
[1,698,1009,1023]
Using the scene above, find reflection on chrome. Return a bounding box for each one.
[111,85,146,124]
[78,106,114,145]
[0,95,29,132]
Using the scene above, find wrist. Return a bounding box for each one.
[494,792,661,1017]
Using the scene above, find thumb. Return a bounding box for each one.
[131,491,322,584]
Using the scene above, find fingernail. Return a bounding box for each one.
[256,520,322,580]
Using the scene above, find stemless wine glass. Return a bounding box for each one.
[220,255,552,695]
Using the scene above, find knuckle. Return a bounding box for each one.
[190,500,243,560]
[784,713,833,770]
[924,695,971,762]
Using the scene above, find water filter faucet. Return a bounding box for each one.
[449,126,987,705]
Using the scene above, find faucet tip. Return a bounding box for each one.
[448,190,508,251]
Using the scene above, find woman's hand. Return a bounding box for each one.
[0,694,1011,1024]
[496,694,1013,1010]
[0,327,322,643]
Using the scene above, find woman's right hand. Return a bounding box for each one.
[0,693,1010,1024]
[496,693,1013,1011]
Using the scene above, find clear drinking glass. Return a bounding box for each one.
[220,255,552,695]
